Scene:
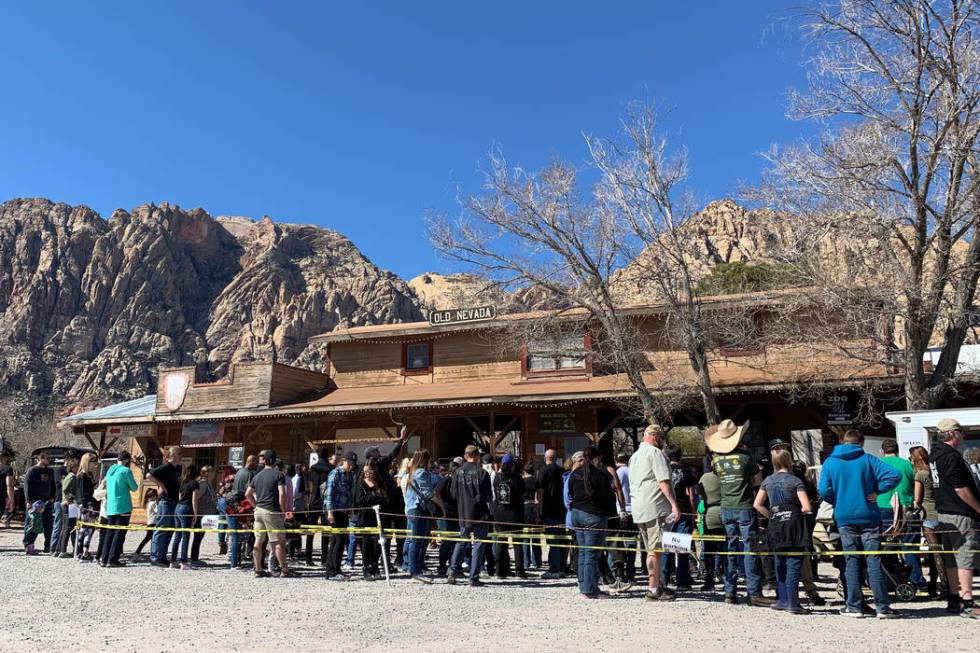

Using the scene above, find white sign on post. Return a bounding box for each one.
[662,531,693,553]
[200,515,221,530]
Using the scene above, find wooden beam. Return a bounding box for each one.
[488,411,497,454]
[464,416,487,445]
[379,425,394,439]
[102,436,120,457]
[596,411,624,442]
[496,414,520,440]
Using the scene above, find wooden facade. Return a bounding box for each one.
[60,290,902,511]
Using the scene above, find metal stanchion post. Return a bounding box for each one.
[374,506,392,587]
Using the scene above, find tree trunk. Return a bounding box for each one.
[688,341,720,424]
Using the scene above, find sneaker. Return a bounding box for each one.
[108,561,127,568]
[170,561,180,570]
[150,560,170,568]
[446,574,457,585]
[326,574,346,581]
[700,581,716,591]
[179,563,192,571]
[876,607,900,619]
[946,596,963,614]
[254,570,270,578]
[412,575,434,584]
[724,593,739,605]
[58,552,73,559]
[839,608,865,618]
[960,603,980,620]
[612,579,634,594]
[469,578,486,587]
[540,572,562,580]
[749,596,775,607]
[25,546,38,556]
[807,595,826,606]
[188,560,206,569]
[787,605,811,615]
[644,587,676,601]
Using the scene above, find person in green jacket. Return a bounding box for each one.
[877,438,926,589]
[99,452,138,567]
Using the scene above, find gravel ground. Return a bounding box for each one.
[0,527,976,652]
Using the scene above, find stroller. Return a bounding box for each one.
[879,508,917,602]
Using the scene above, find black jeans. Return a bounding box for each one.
[493,525,525,576]
[305,510,329,565]
[100,514,131,564]
[361,528,380,576]
[326,512,349,576]
[190,517,205,561]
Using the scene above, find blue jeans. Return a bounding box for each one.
[437,518,456,573]
[451,522,490,581]
[403,514,415,572]
[571,509,607,596]
[839,523,890,613]
[151,498,176,563]
[720,507,763,596]
[407,508,431,575]
[542,516,566,573]
[171,503,193,563]
[226,515,241,568]
[661,516,693,586]
[775,555,802,606]
[216,498,227,547]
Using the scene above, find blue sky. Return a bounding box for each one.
[0,1,814,280]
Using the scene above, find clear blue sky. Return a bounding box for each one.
[0,1,814,280]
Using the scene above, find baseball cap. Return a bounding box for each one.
[571,451,585,463]
[936,418,961,433]
[363,446,381,459]
[344,451,358,465]
[768,438,790,451]
[501,454,515,464]
[452,456,464,466]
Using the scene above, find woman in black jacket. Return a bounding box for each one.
[493,454,526,579]
[354,460,388,580]
[74,453,97,561]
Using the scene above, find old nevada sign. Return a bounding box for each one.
[429,305,497,325]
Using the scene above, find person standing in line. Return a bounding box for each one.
[448,445,493,587]
[56,455,79,558]
[568,445,617,599]
[629,424,680,601]
[404,449,439,584]
[305,447,334,567]
[0,448,14,527]
[225,455,257,570]
[23,452,57,554]
[245,449,294,578]
[134,489,159,557]
[753,449,813,615]
[74,453,98,561]
[661,445,697,590]
[707,419,773,607]
[611,452,636,586]
[361,427,408,569]
[171,464,200,570]
[929,419,980,619]
[190,465,217,568]
[876,438,925,591]
[325,451,357,580]
[354,459,387,581]
[697,468,724,591]
[99,451,139,567]
[818,429,901,619]
[521,461,541,569]
[492,454,526,579]
[536,449,568,579]
[146,446,183,568]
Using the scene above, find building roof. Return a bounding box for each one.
[311,288,813,344]
[58,395,157,427]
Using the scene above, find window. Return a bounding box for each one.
[401,341,432,375]
[523,334,591,377]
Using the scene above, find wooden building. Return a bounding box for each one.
[59,289,901,505]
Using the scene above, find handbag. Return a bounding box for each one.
[766,502,808,552]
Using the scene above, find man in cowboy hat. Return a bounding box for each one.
[629,423,680,601]
[706,419,772,607]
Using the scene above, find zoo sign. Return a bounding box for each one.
[428,305,497,326]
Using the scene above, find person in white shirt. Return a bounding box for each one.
[628,424,680,601]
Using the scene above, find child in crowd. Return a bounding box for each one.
[134,489,159,556]
[23,500,46,555]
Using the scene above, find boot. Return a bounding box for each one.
[786,582,811,615]
[771,581,787,611]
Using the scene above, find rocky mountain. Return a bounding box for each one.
[0,198,424,421]
[408,272,560,313]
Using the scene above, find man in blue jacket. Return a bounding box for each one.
[818,429,901,619]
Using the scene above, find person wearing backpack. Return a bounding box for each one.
[818,429,901,619]
[448,445,493,587]
[492,454,526,579]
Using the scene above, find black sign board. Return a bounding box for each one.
[428,305,497,326]
[825,393,854,426]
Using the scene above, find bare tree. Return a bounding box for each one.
[754,0,980,410]
[429,104,723,422]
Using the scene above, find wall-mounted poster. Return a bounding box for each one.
[539,412,576,434]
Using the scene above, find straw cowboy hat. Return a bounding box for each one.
[704,419,751,454]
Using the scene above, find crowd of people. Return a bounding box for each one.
[4,419,979,620]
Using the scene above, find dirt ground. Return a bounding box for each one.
[0,527,976,652]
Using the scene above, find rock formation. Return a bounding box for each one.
[0,198,424,421]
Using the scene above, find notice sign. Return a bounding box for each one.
[200,515,221,530]
[825,393,854,426]
[662,531,693,553]
[228,446,244,468]
[428,305,497,326]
